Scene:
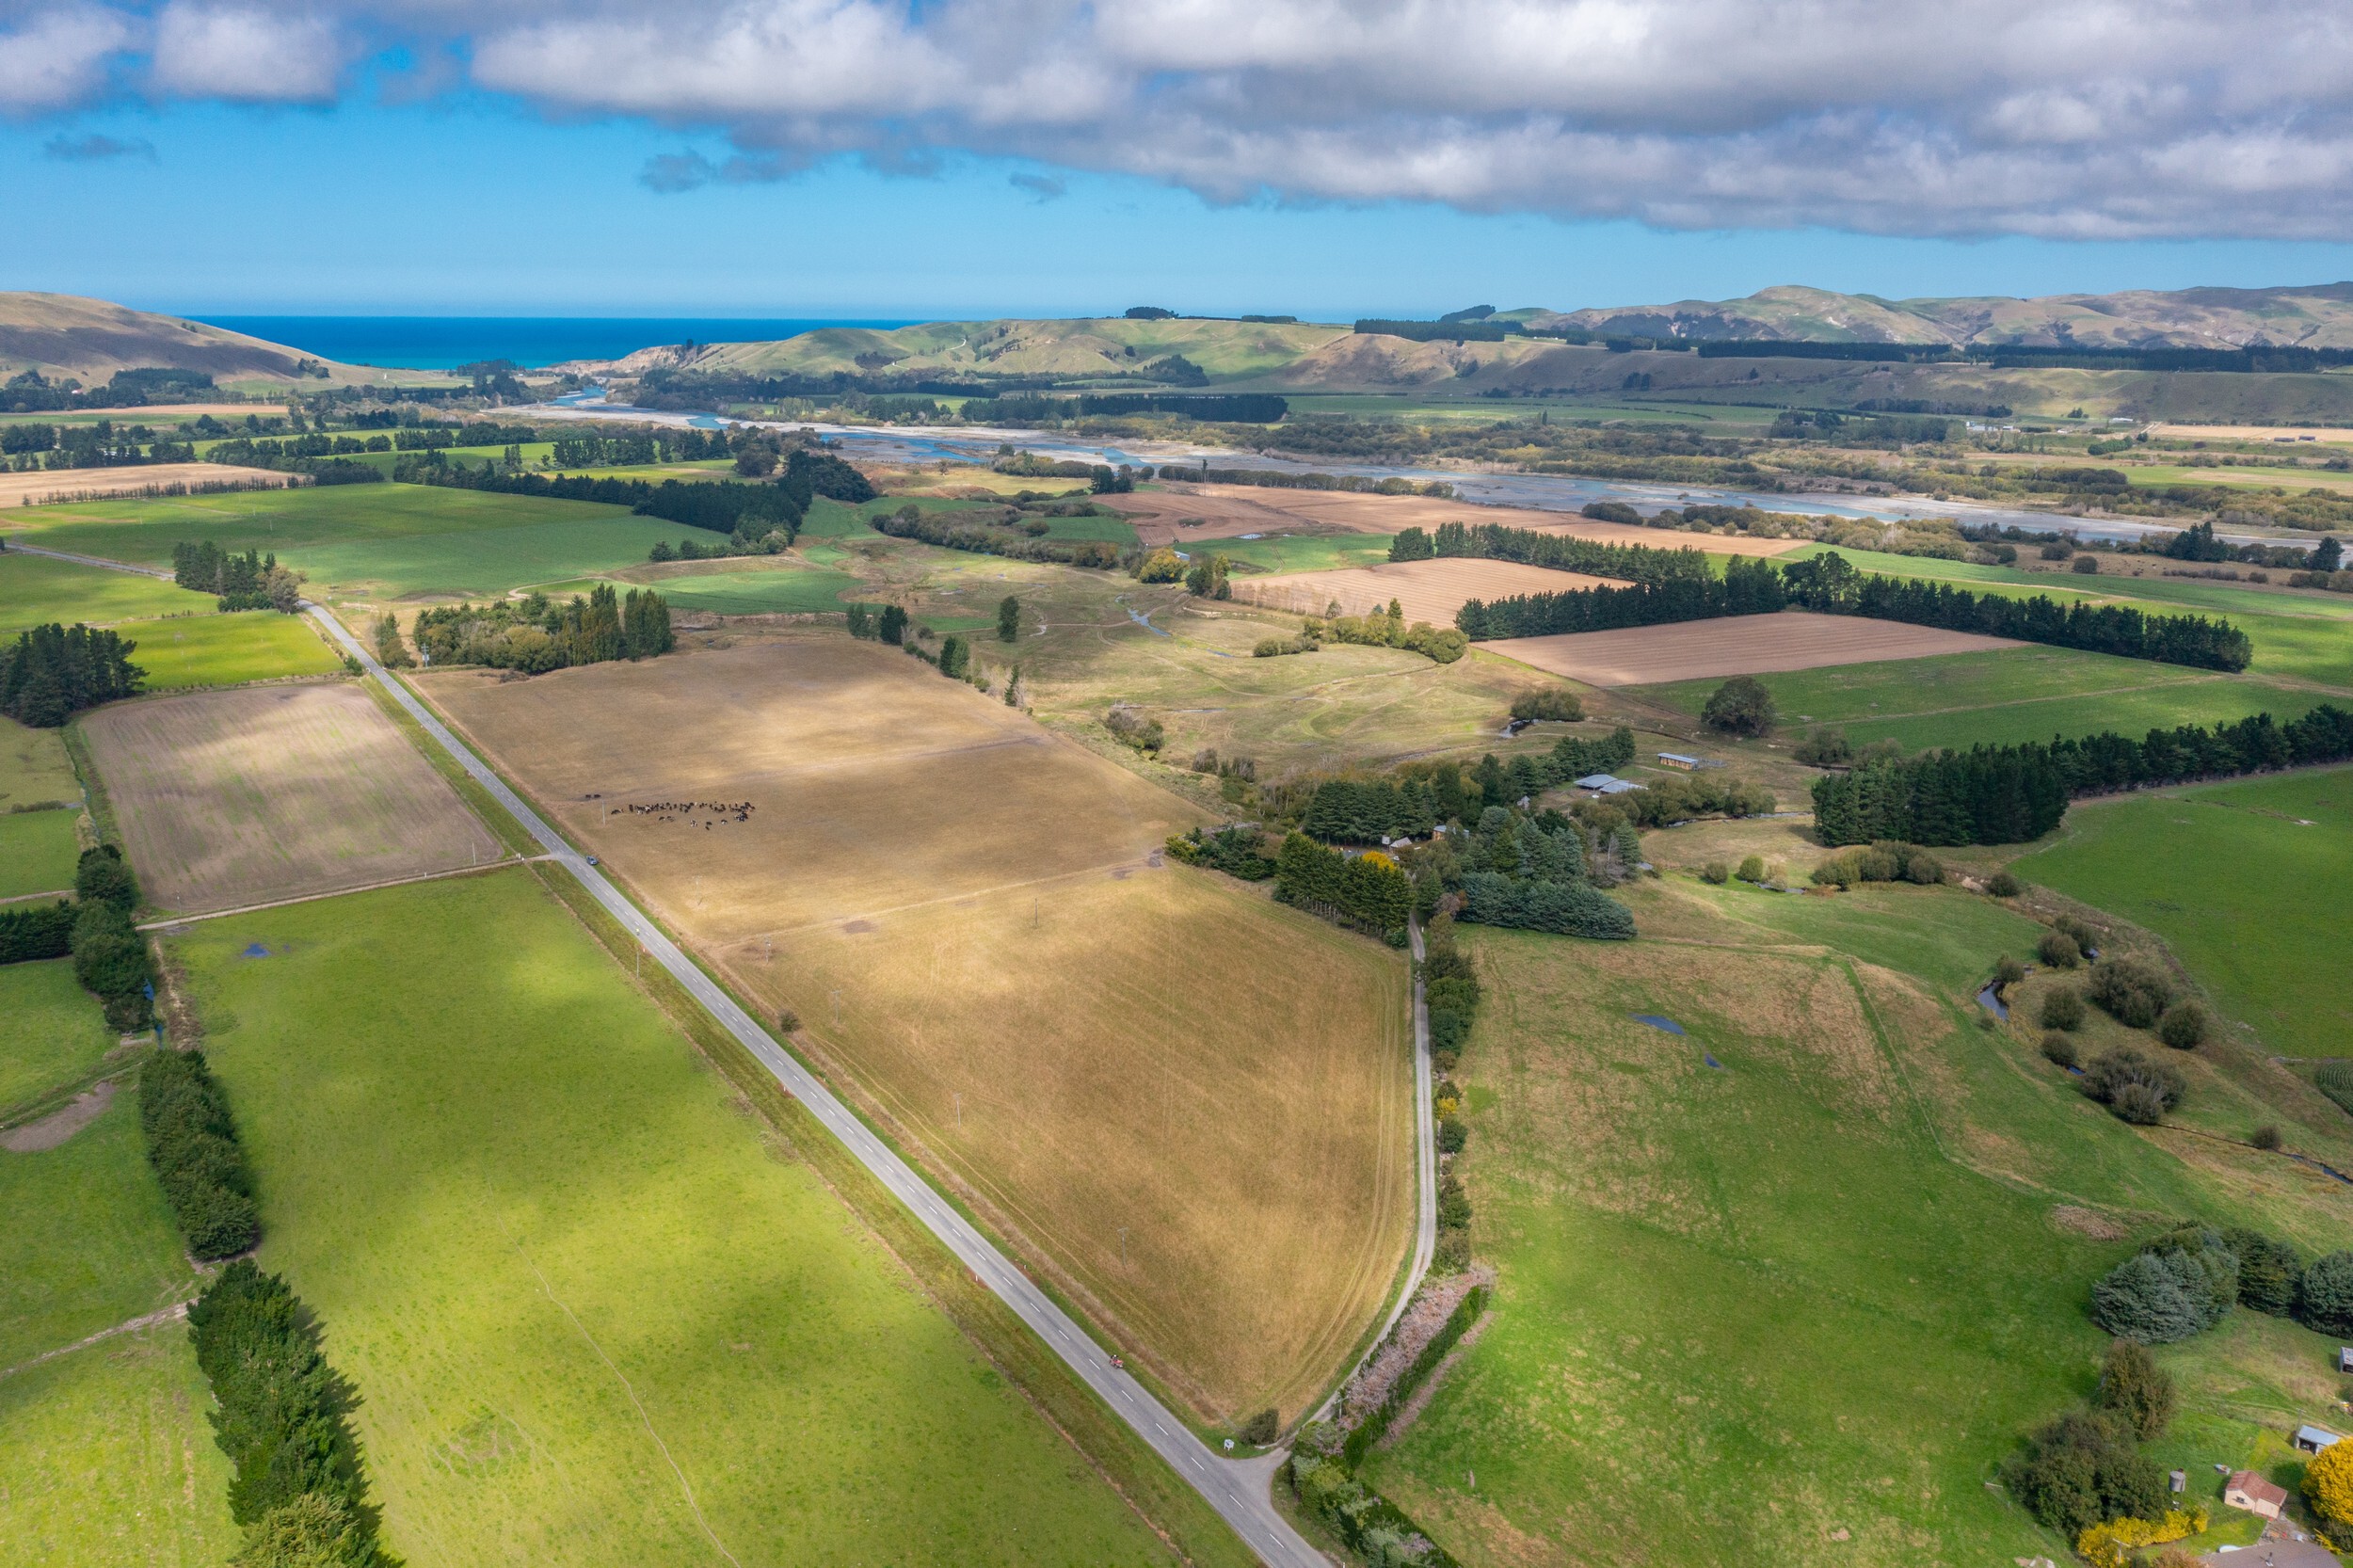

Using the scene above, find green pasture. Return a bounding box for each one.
[1201,533,1398,575]
[2011,766,2353,1059]
[0,1323,239,1566]
[1369,880,2341,1568]
[2127,463,2353,491]
[8,482,680,600]
[0,977,232,1565]
[636,565,863,616]
[179,869,1179,1568]
[0,1086,199,1371]
[120,609,344,688]
[0,960,112,1117]
[0,550,210,632]
[1786,544,2353,688]
[0,717,78,810]
[1629,646,2331,752]
[0,808,79,900]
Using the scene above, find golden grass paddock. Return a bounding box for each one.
[1230,557,1612,623]
[419,637,1414,1423]
[77,683,504,914]
[1486,610,2020,686]
[0,464,295,509]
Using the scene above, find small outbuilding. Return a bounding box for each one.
[2338,1345,2352,1374]
[2224,1469,2288,1519]
[1574,774,1644,795]
[2293,1424,2341,1454]
[1656,752,1709,771]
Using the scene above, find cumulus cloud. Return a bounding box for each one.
[151,4,341,102]
[0,8,134,112]
[17,1,2353,237]
[44,128,152,156]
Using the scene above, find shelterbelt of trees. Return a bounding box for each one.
[1812,703,2353,845]
[1456,550,2252,672]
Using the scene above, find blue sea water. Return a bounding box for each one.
[190,316,919,372]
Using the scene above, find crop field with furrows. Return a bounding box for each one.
[1229,557,1612,624]
[420,637,1415,1423]
[1484,610,2020,686]
[76,682,504,914]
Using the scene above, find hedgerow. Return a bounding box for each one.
[137,1048,259,1260]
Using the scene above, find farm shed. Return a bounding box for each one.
[2338,1345,2352,1374]
[2223,1470,2287,1518]
[1575,774,1644,795]
[2293,1425,2341,1453]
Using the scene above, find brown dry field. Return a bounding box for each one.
[1109,481,1812,556]
[78,683,503,914]
[419,636,1414,1424]
[1484,610,2019,686]
[2147,423,2353,444]
[1230,557,1612,623]
[0,463,294,508]
[0,402,264,424]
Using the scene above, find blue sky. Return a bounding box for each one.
[8,5,2353,320]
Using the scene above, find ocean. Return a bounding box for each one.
[190,316,920,372]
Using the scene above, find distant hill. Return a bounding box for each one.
[0,294,430,389]
[1518,281,2353,349]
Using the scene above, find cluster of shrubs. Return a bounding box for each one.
[2032,938,2214,1123]
[1163,825,1274,880]
[1422,917,1481,1269]
[870,501,1120,568]
[0,621,143,727]
[1808,839,1946,888]
[1102,704,1165,754]
[170,540,303,613]
[1291,733,1641,845]
[1273,837,1414,941]
[71,845,154,1031]
[2091,1224,2353,1343]
[1303,602,1468,664]
[1508,688,1583,723]
[1617,771,1774,830]
[189,1260,389,1566]
[1701,854,1781,888]
[1289,1423,1455,1568]
[408,584,673,672]
[2003,1340,2185,1540]
[1443,806,1637,939]
[140,1047,260,1259]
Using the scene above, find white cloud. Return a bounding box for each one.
[0,8,133,112]
[151,4,341,102]
[20,0,2353,238]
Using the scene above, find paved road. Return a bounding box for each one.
[305,604,1330,1568]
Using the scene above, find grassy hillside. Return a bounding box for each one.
[0,292,437,389]
[688,315,1345,381]
[1529,280,2353,349]
[179,868,1193,1567]
[2011,768,2353,1061]
[1368,878,2352,1568]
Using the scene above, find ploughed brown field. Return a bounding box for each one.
[78,683,504,914]
[1106,481,1813,556]
[0,464,295,509]
[1483,611,2020,687]
[417,636,1414,1425]
[1230,557,1612,624]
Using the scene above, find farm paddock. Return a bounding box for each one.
[1106,482,1814,556]
[1229,557,1611,625]
[0,463,293,508]
[420,636,1415,1422]
[76,682,504,914]
[1484,611,2019,687]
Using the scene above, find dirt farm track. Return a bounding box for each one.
[418,635,1412,1423]
[1484,610,2021,686]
